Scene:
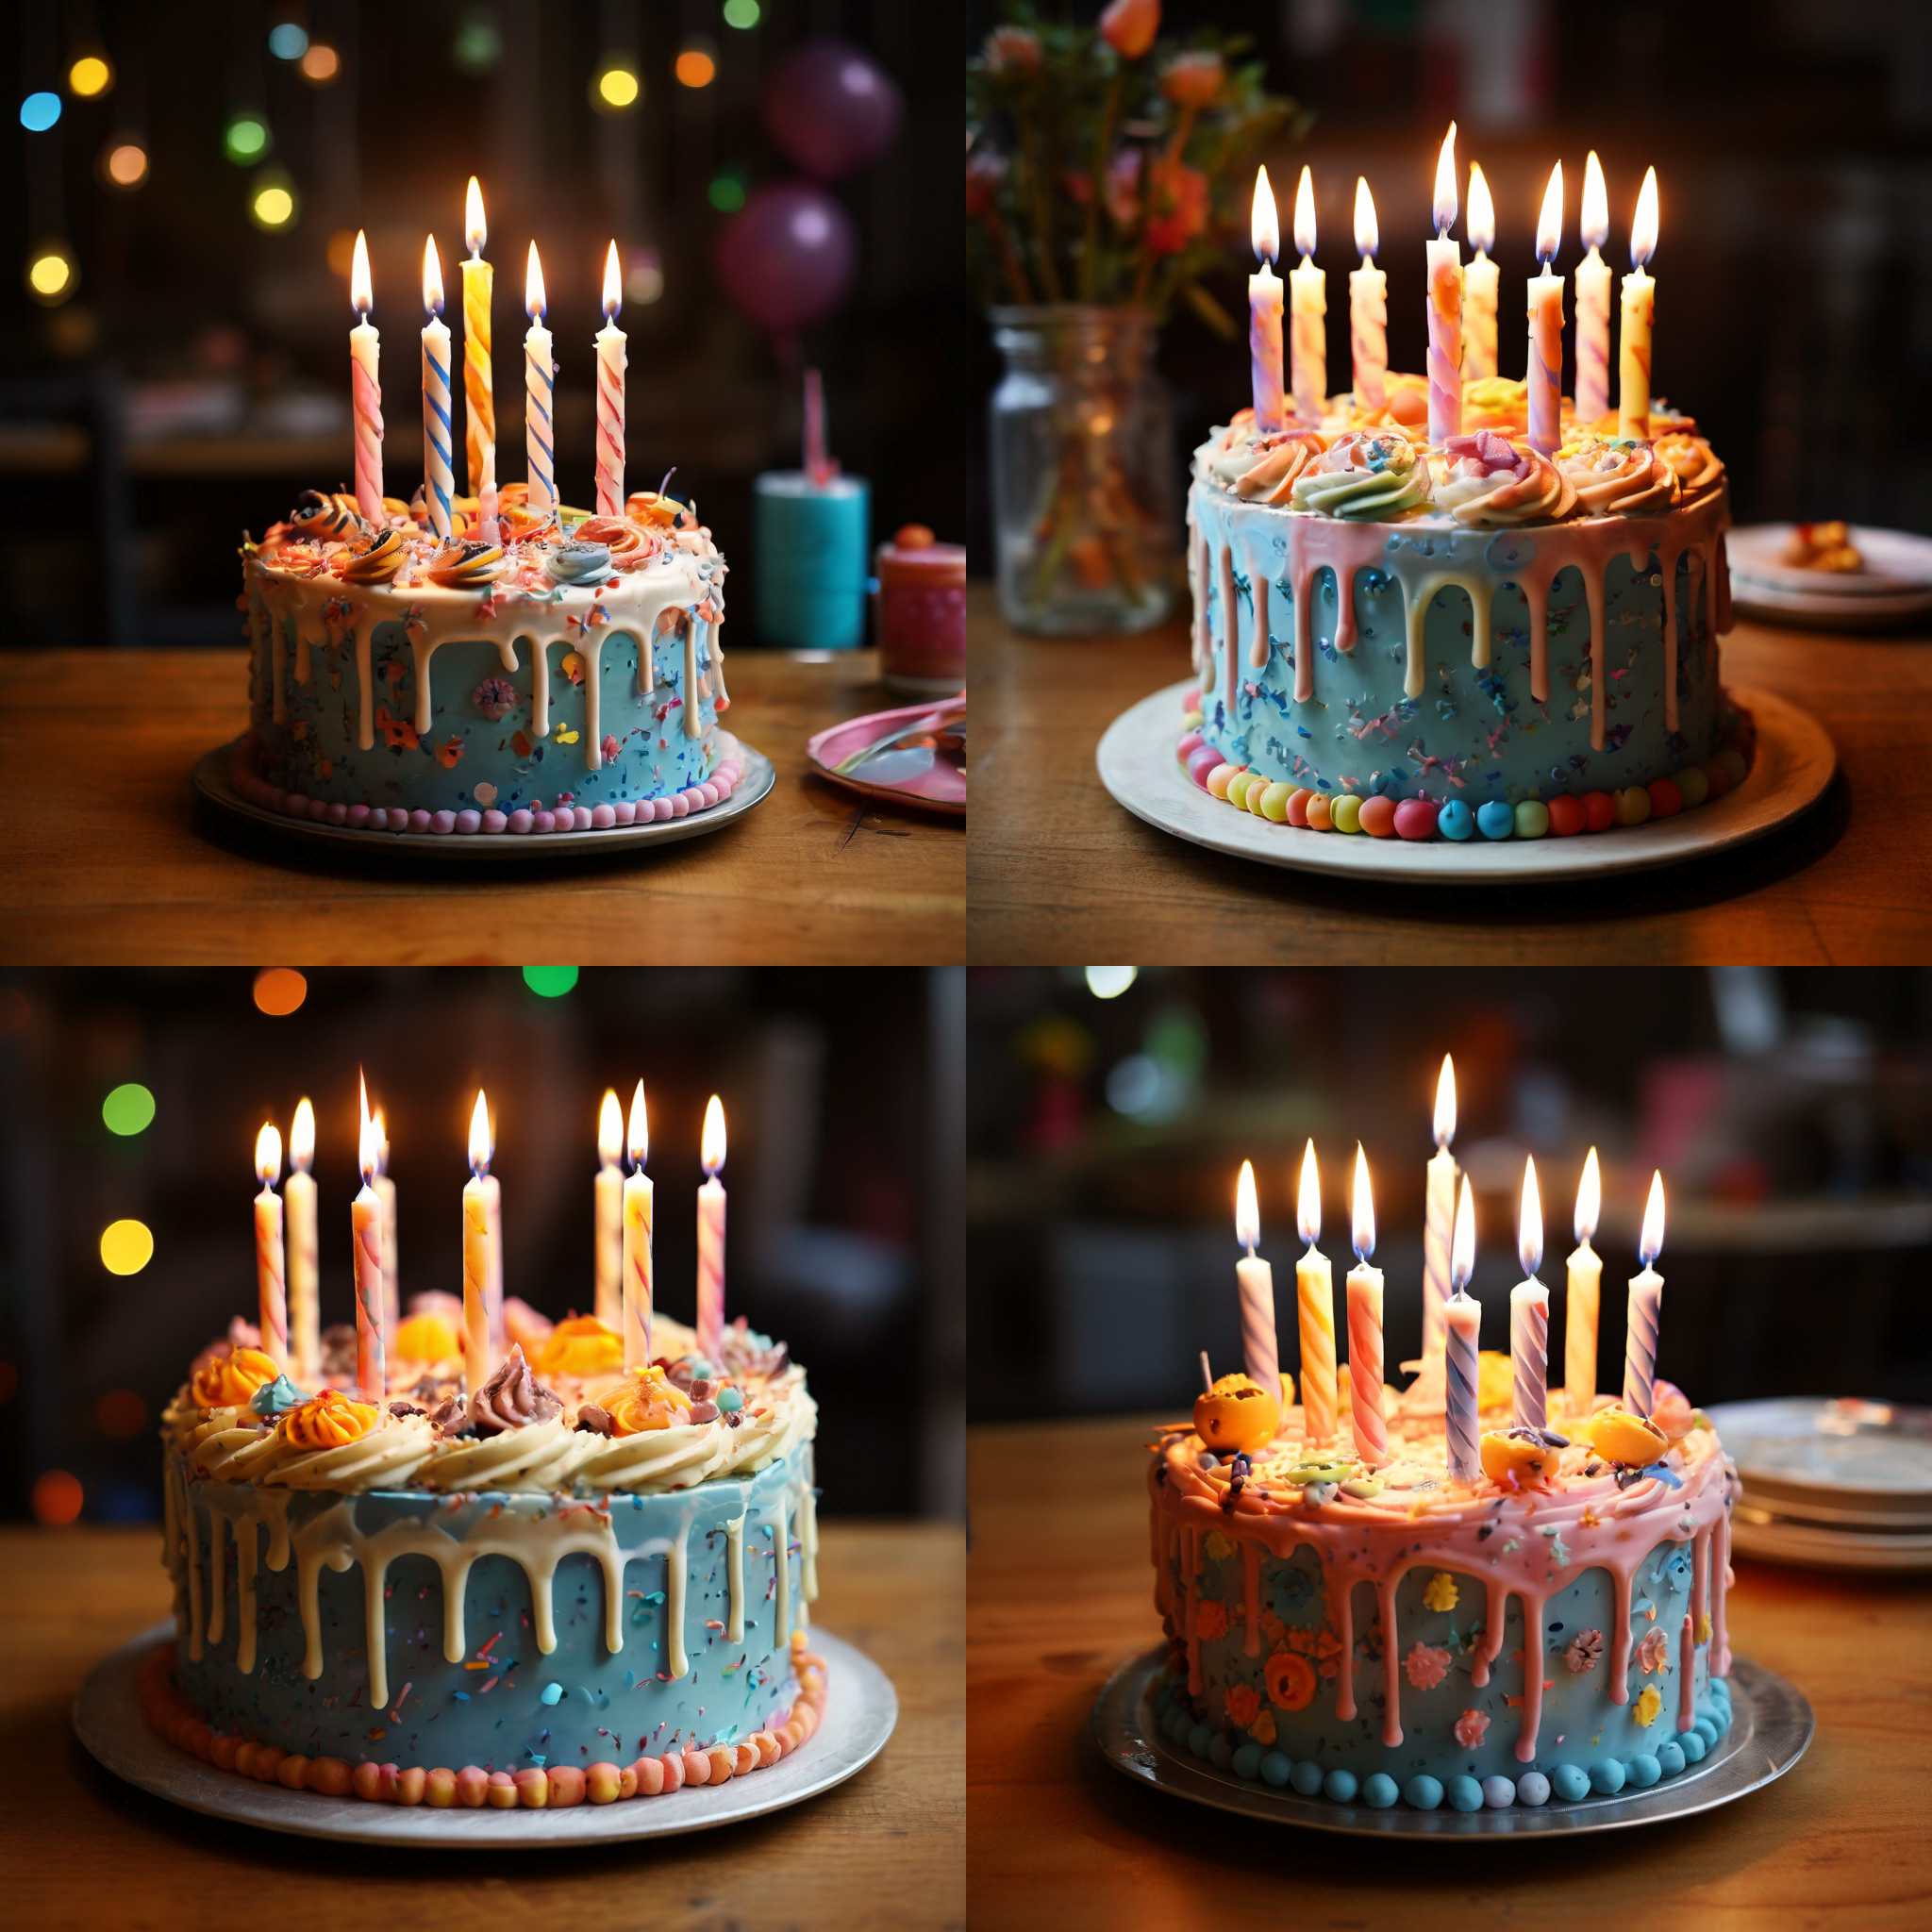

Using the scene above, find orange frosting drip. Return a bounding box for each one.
[535,1314,623,1379]
[606,1365,694,1437]
[191,1346,282,1409]
[281,1388,380,1450]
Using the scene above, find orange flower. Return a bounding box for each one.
[1194,1600,1229,1642]
[282,1387,379,1450]
[191,1345,280,1408]
[434,737,464,769]
[1249,1707,1276,1746]
[1265,1649,1317,1712]
[512,730,534,758]
[1158,50,1223,108]
[535,1314,623,1379]
[1099,0,1158,60]
[606,1364,695,1437]
[1225,1682,1261,1729]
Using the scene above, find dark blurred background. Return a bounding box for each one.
[3,0,962,646]
[968,967,1932,1421]
[0,966,965,1524]
[966,0,1932,560]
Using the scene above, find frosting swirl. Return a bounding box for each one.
[535,1314,623,1378]
[425,539,505,587]
[608,1364,695,1436]
[191,1344,282,1409]
[467,1342,563,1435]
[1460,375,1529,436]
[337,527,405,584]
[1205,425,1330,504]
[1291,432,1433,520]
[1557,437,1683,515]
[1653,432,1724,493]
[1430,431,1577,526]
[290,489,362,541]
[281,1388,380,1450]
[546,541,612,586]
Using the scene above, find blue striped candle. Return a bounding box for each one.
[1510,1155,1548,1430]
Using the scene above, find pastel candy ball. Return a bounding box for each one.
[482,809,508,833]
[1477,799,1515,841]
[1231,1742,1262,1781]
[1206,763,1240,801]
[1290,1759,1324,1796]
[1258,1750,1292,1789]
[1404,1774,1444,1811]
[613,800,638,826]
[1647,778,1683,819]
[1393,798,1438,841]
[1615,786,1652,826]
[1547,794,1587,836]
[1677,1728,1707,1763]
[508,809,534,834]
[574,806,594,829]
[456,808,481,834]
[1322,1768,1357,1803]
[1330,794,1362,835]
[1226,771,1257,811]
[1208,1733,1234,1769]
[1694,1715,1719,1744]
[1447,1774,1485,1812]
[1358,794,1397,838]
[1657,1740,1686,1777]
[1713,746,1749,789]
[1438,798,1474,841]
[1482,1775,1516,1808]
[1245,777,1271,818]
[1177,730,1204,763]
[1516,1771,1551,1807]
[1583,790,1617,832]
[1628,1753,1662,1788]
[1286,788,1312,828]
[1514,799,1550,840]
[591,803,616,829]
[1676,765,1709,808]
[1591,1758,1626,1795]
[1187,745,1222,788]
[1551,1763,1591,1802]
[1305,793,1332,831]
[1361,1773,1399,1809]
[1187,1724,1214,1758]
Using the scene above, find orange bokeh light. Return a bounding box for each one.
[95,1388,148,1439]
[675,49,716,89]
[32,1470,84,1526]
[253,968,308,1016]
[300,43,341,83]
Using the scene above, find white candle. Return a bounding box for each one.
[1444,1175,1480,1484]
[594,241,627,518]
[1565,1147,1603,1418]
[1574,151,1612,426]
[352,1074,386,1400]
[1344,1144,1386,1468]
[525,242,556,513]
[374,1110,398,1343]
[593,1088,624,1332]
[1527,162,1566,457]
[1624,1170,1667,1418]
[1248,166,1285,433]
[1463,159,1498,381]
[254,1123,288,1373]
[1349,176,1386,412]
[1425,123,1463,443]
[1510,1156,1549,1431]
[462,1090,495,1391]
[1288,164,1325,423]
[460,176,495,505]
[697,1095,727,1362]
[286,1097,319,1384]
[1233,1159,1278,1405]
[1293,1139,1337,1447]
[1422,1054,1457,1388]
[1619,166,1659,441]
[622,1081,654,1371]
[348,231,384,523]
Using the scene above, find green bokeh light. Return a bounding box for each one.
[523,966,580,998]
[708,170,747,214]
[224,114,270,163]
[102,1082,157,1136]
[452,16,504,73]
[723,0,761,26]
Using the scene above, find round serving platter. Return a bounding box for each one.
[75,1620,895,1848]
[1091,1645,1811,1840]
[192,734,774,864]
[1096,680,1833,885]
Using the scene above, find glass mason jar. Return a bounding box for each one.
[989,306,1175,636]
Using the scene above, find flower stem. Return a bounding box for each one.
[1017,117,1062,302]
[1081,71,1124,304]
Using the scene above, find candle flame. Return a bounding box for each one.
[350,228,373,317]
[468,1089,491,1177]
[1466,160,1494,255]
[1433,1054,1457,1148]
[1581,150,1608,250]
[1639,1169,1667,1267]
[598,1088,623,1168]
[291,1096,316,1173]
[626,1080,649,1169]
[1518,1154,1543,1278]
[256,1121,283,1187]
[1451,1174,1475,1292]
[1351,1142,1375,1262]
[357,1072,378,1187]
[1432,122,1458,235]
[602,240,622,321]
[1574,1146,1601,1246]
[1292,164,1316,261]
[1235,1159,1260,1254]
[1353,176,1378,260]
[701,1094,726,1175]
[465,175,487,257]
[1250,165,1279,266]
[1535,160,1564,265]
[1630,165,1658,270]
[1296,1138,1321,1246]
[525,240,547,320]
[422,235,444,317]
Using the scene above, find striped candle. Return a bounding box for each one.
[594,242,627,518]
[1527,164,1566,458]
[525,242,556,512]
[1233,1159,1278,1405]
[286,1099,319,1385]
[1618,168,1659,442]
[697,1095,727,1362]
[253,1124,288,1372]
[348,231,384,523]
[352,1074,386,1401]
[1424,124,1463,444]
[1349,177,1386,411]
[1444,1174,1480,1483]
[622,1082,654,1371]
[1421,1055,1457,1383]
[1623,1170,1667,1417]
[1288,165,1325,423]
[420,237,454,540]
[1248,167,1285,433]
[460,177,495,502]
[1344,1143,1386,1467]
[1574,152,1612,426]
[1293,1139,1337,1447]
[375,1113,398,1343]
[1565,1148,1603,1417]
[1463,161,1498,381]
[1510,1157,1549,1430]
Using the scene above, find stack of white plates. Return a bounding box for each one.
[1727,525,1932,628]
[1707,1396,1932,1573]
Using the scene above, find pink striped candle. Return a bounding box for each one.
[1444,1175,1480,1483]
[1233,1159,1279,1405]
[1344,1143,1386,1467]
[1248,167,1285,433]
[1421,1054,1457,1386]
[253,1123,288,1372]
[622,1082,654,1371]
[1527,162,1566,458]
[1624,1171,1667,1417]
[348,232,384,523]
[1424,124,1463,444]
[696,1095,727,1361]
[352,1074,386,1401]
[1349,177,1386,411]
[1293,1139,1337,1446]
[594,242,626,518]
[1574,152,1612,426]
[1463,161,1498,381]
[1510,1155,1549,1430]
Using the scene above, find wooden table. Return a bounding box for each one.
[971,588,1932,962]
[969,1418,1929,1930]
[0,649,964,965]
[11,1520,964,1931]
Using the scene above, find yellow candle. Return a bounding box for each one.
[254,1124,288,1372]
[374,1110,398,1341]
[462,1091,495,1391]
[1618,166,1658,441]
[286,1097,319,1384]
[1288,165,1325,422]
[1348,177,1386,411]
[460,177,494,503]
[1294,1140,1337,1446]
[622,1082,654,1371]
[1565,1147,1603,1418]
[1463,160,1498,381]
[1574,151,1612,426]
[593,1089,623,1333]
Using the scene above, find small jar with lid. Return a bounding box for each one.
[875,525,965,696]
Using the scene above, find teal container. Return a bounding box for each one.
[753,470,870,649]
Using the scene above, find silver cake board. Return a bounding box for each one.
[75,1620,895,1847]
[1091,1644,1811,1840]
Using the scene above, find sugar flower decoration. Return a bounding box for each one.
[1422,1572,1460,1614]
[1405,1641,1451,1690]
[1265,1649,1317,1712]
[1193,1599,1230,1642]
[1564,1628,1604,1674]
[1634,1684,1664,1728]
[1636,1628,1672,1676]
[1453,1707,1491,1749]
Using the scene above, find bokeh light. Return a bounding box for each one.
[325,227,358,277]
[69,55,113,98]
[104,139,149,188]
[102,1081,157,1136]
[625,255,666,306]
[523,966,580,998]
[675,48,717,90]
[267,22,309,60]
[595,63,641,108]
[300,42,341,84]
[21,92,62,132]
[223,113,269,163]
[27,245,75,304]
[724,0,762,27]
[100,1218,155,1275]
[1085,967,1138,1000]
[253,968,308,1015]
[31,1471,84,1526]
[250,178,296,229]
[708,171,747,214]
[452,14,503,74]
[95,1389,149,1439]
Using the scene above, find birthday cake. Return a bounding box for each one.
[237,483,741,836]
[144,1299,823,1809]
[1178,377,1746,841]
[1148,1360,1736,1812]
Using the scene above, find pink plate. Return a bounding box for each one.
[806,695,965,818]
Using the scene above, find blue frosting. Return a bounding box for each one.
[250,1374,306,1418]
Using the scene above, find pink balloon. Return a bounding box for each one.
[712,182,858,334]
[763,40,904,181]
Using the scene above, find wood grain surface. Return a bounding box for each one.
[12,1521,964,1931]
[968,1417,1931,1931]
[0,650,964,966]
[969,589,1932,963]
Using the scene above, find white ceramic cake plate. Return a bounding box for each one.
[74,1621,895,1848]
[1091,1646,1812,1840]
[1096,680,1833,885]
[192,734,774,864]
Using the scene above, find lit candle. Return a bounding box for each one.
[1425,122,1463,443]
[593,1088,623,1333]
[374,1109,398,1343]
[352,1074,386,1400]
[1349,176,1386,411]
[1421,1054,1457,1388]
[1293,1139,1337,1447]
[1463,160,1498,380]
[462,1091,496,1391]
[1527,161,1566,457]
[594,241,627,518]
[1233,1159,1278,1406]
[1248,166,1285,433]
[460,177,497,531]
[525,242,556,512]
[1345,1143,1386,1468]
[697,1095,727,1362]
[1574,151,1612,426]
[1565,1147,1603,1419]
[1510,1156,1549,1430]
[348,231,384,523]
[622,1081,654,1371]
[254,1123,288,1373]
[1618,166,1659,441]
[1444,1174,1480,1483]
[1624,1170,1666,1418]
[286,1097,319,1384]
[1288,165,1325,423]
[420,236,454,540]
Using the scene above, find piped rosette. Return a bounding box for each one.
[1429,431,1578,526]
[335,526,407,584]
[1209,427,1332,506]
[1557,436,1683,515]
[1290,431,1434,520]
[288,489,366,543]
[571,514,662,572]
[425,539,506,588]
[1653,432,1724,493]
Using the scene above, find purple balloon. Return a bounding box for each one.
[763,40,904,180]
[712,181,858,334]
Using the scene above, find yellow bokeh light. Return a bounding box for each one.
[69,55,112,97]
[596,65,640,108]
[106,142,148,187]
[27,249,74,300]
[300,42,341,83]
[100,1218,155,1276]
[675,49,716,89]
[253,184,295,227]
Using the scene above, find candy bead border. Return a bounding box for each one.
[1176,691,1756,842]
[137,1638,827,1808]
